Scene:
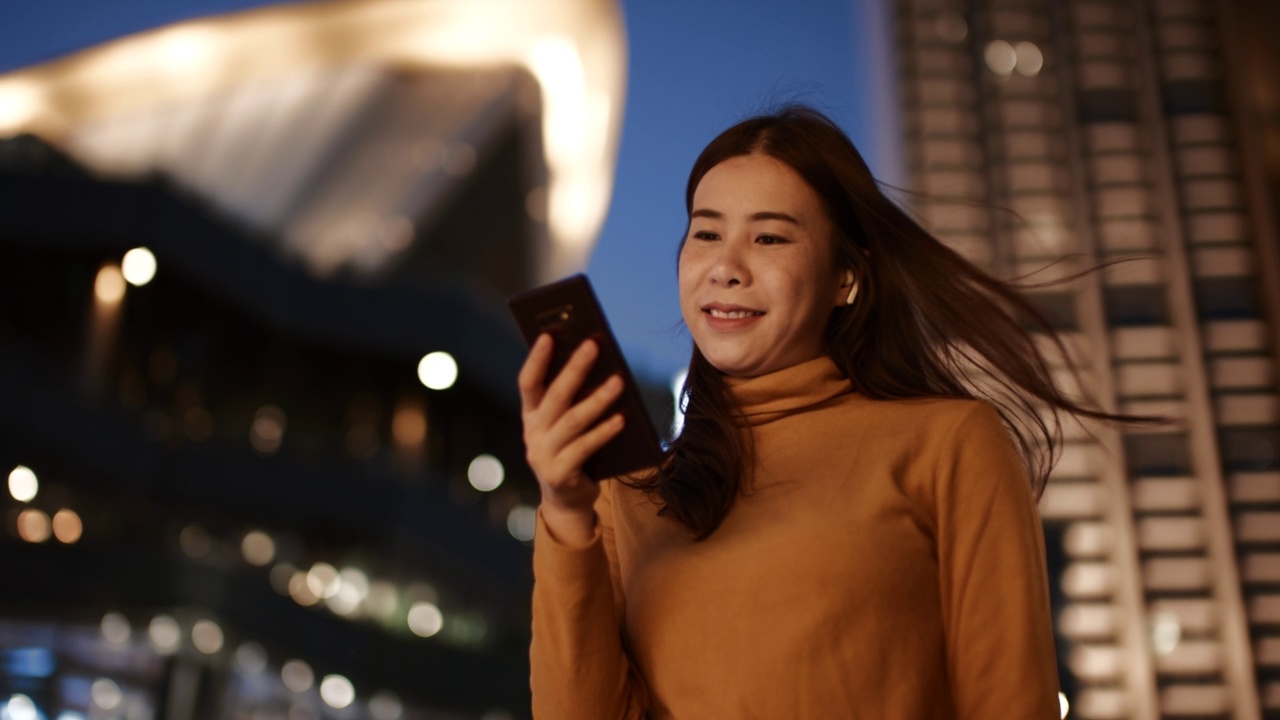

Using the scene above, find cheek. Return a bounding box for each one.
[676,251,698,297]
[774,267,818,304]
[778,269,834,327]
[676,264,696,321]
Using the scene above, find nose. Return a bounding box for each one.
[709,235,749,287]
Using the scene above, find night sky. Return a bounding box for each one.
[0,0,895,383]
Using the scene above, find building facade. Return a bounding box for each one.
[893,0,1280,717]
[0,2,628,719]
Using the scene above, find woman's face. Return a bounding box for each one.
[678,153,847,378]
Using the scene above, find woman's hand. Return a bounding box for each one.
[518,334,626,544]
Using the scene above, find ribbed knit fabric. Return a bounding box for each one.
[530,355,1060,719]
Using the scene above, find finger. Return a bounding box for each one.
[543,374,625,451]
[525,374,623,482]
[556,413,626,474]
[539,339,600,413]
[517,334,554,410]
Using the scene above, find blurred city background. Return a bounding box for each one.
[0,0,1276,719]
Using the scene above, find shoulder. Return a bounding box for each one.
[848,394,1002,445]
[918,400,1032,513]
[876,396,1018,466]
[853,396,1024,502]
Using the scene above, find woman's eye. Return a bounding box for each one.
[757,234,787,245]
[692,230,719,241]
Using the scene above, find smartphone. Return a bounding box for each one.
[508,274,664,480]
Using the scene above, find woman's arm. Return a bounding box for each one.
[934,402,1062,719]
[530,481,647,719]
[518,336,647,719]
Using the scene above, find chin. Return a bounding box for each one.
[700,353,763,378]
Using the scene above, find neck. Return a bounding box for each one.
[724,355,852,426]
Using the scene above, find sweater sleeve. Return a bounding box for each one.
[529,480,648,720]
[933,402,1061,719]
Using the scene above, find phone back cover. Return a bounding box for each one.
[509,275,664,479]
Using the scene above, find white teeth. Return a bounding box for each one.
[708,309,761,319]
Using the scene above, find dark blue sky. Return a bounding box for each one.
[0,0,895,382]
[593,0,895,382]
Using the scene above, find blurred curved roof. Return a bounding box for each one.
[0,0,627,284]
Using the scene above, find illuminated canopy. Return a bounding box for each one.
[0,0,627,282]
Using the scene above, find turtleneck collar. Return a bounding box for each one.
[724,355,853,426]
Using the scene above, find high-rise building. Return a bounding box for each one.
[893,0,1279,717]
[0,1,628,717]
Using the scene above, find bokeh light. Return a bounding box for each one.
[16,509,51,543]
[407,601,443,638]
[94,264,126,304]
[148,615,181,655]
[417,352,458,390]
[1014,41,1044,76]
[1058,691,1069,719]
[319,674,355,709]
[250,405,287,455]
[467,454,504,492]
[5,694,38,720]
[90,678,122,710]
[191,619,224,654]
[52,509,82,544]
[327,567,369,617]
[121,247,157,286]
[392,402,427,446]
[100,612,130,646]
[984,39,1017,76]
[507,505,537,542]
[288,570,321,607]
[281,659,314,693]
[306,562,340,599]
[241,530,275,566]
[8,465,37,502]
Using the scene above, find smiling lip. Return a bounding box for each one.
[702,303,764,327]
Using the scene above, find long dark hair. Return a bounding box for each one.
[625,105,1128,540]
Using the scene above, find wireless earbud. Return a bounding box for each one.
[843,270,859,306]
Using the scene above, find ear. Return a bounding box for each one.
[835,269,857,307]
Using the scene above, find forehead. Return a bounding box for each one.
[692,153,824,215]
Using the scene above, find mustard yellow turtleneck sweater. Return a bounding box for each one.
[529,356,1061,719]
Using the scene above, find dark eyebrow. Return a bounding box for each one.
[751,211,800,225]
[689,209,801,225]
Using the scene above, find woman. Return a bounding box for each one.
[519,106,1093,718]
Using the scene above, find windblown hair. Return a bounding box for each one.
[625,105,1135,540]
